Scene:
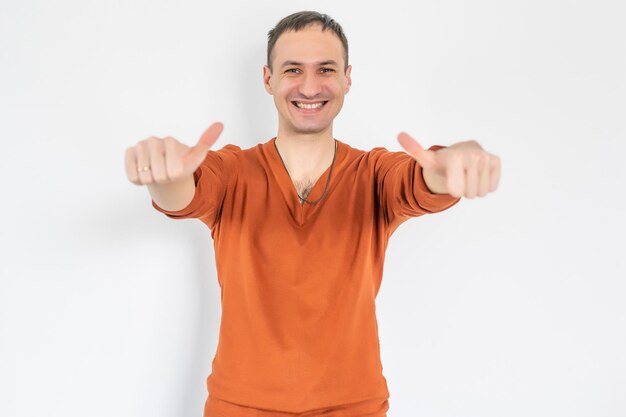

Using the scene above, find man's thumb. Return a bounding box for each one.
[187,122,224,166]
[397,132,435,168]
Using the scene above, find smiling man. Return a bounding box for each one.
[263,20,352,204]
[126,10,500,417]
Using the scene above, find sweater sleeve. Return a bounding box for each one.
[372,145,460,235]
[151,143,240,229]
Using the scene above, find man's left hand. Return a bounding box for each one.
[397,132,501,198]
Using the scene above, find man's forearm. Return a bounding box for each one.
[148,174,196,211]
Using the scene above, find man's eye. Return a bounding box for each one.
[321,68,335,73]
[285,68,300,73]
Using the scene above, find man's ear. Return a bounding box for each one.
[263,65,273,94]
[345,64,352,94]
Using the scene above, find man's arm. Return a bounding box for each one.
[148,142,241,228]
[147,174,196,212]
[373,147,460,236]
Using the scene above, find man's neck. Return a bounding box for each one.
[274,128,336,180]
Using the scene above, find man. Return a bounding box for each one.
[124,10,500,417]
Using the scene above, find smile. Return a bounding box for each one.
[292,101,328,109]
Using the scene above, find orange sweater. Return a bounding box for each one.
[152,137,459,415]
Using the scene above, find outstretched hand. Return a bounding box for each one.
[397,132,501,198]
[125,122,224,186]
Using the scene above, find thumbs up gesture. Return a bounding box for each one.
[125,122,224,185]
[397,132,501,198]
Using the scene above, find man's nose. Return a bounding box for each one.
[298,72,323,98]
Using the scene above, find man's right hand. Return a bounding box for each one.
[125,122,224,186]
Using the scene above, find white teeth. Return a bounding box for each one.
[295,101,324,109]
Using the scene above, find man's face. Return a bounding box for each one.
[263,24,352,136]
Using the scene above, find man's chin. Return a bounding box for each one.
[290,124,331,135]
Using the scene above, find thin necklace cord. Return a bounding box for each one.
[274,138,337,205]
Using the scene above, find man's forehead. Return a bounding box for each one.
[273,27,344,66]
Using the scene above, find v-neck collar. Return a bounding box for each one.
[261,137,347,228]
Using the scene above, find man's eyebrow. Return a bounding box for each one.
[280,60,339,69]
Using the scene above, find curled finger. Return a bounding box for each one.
[135,141,155,185]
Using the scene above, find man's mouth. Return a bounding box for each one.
[291,101,328,109]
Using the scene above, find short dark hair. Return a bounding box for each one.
[266,11,349,73]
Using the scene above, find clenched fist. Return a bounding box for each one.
[125,122,224,185]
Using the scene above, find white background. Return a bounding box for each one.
[1,1,625,416]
